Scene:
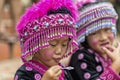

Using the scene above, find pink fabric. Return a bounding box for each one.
[17,0,77,33]
[25,60,65,80]
[94,52,120,80]
[100,67,120,80]
[16,0,79,61]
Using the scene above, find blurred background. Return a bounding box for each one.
[0,0,119,80]
[0,0,39,80]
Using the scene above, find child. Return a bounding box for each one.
[14,0,78,80]
[69,0,120,80]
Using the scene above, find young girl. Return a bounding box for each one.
[14,0,78,80]
[69,0,120,80]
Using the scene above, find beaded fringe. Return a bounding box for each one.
[77,18,116,45]
[21,26,78,61]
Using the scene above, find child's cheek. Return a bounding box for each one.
[109,33,115,42]
[43,51,54,58]
[91,38,99,45]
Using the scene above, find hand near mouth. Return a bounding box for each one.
[42,65,62,80]
[102,42,120,74]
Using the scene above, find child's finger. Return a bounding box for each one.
[114,42,120,52]
[117,43,120,52]
[102,47,113,59]
[105,45,115,51]
[50,66,62,79]
[117,42,120,49]
[54,69,62,77]
[51,65,61,73]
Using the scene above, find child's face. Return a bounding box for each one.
[37,37,69,67]
[87,28,115,54]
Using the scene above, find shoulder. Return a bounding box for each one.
[14,64,42,80]
[70,48,98,67]
[69,48,103,80]
[64,69,74,80]
[71,48,95,61]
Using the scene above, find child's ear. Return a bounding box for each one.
[113,37,119,48]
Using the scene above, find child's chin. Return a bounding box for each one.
[51,63,59,66]
[97,48,105,54]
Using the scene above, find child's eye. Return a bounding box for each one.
[62,42,68,47]
[104,28,111,32]
[90,32,97,36]
[50,44,56,47]
[62,44,67,47]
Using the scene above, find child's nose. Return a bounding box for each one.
[55,46,62,55]
[99,32,107,41]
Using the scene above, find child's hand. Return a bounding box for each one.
[102,43,120,73]
[41,65,62,80]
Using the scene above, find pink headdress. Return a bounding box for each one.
[17,0,78,61]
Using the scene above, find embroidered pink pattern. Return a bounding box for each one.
[14,75,18,80]
[34,74,41,80]
[96,65,102,72]
[94,52,120,80]
[80,62,87,70]
[95,56,99,62]
[26,66,33,71]
[100,67,120,80]
[26,60,65,80]
[78,53,84,60]
[88,49,93,53]
[84,72,91,79]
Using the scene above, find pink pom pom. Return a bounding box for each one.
[17,0,77,34]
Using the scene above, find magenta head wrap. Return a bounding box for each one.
[16,0,78,61]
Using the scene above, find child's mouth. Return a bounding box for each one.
[100,42,109,47]
[54,58,61,62]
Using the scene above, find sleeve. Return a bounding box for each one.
[100,66,120,80]
[69,50,103,80]
[64,69,74,80]
[14,65,42,80]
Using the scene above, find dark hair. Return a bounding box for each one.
[116,0,120,4]
[47,7,72,16]
[80,37,90,48]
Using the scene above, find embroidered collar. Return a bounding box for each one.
[25,60,64,80]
